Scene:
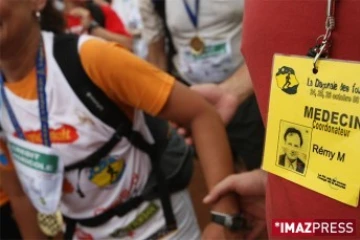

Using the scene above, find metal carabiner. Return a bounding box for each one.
[313,41,329,71]
[312,0,337,72]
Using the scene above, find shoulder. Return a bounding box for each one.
[297,158,305,167]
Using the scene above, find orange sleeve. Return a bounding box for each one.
[78,38,175,116]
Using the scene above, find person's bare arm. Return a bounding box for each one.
[204,169,268,240]
[174,64,254,145]
[159,82,239,214]
[78,39,241,236]
[191,63,253,124]
[1,169,45,239]
[70,7,133,51]
[157,82,242,238]
[221,63,253,105]
[90,27,133,50]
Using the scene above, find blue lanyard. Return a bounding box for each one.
[183,0,200,29]
[0,39,51,147]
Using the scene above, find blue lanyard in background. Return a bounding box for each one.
[183,0,200,29]
[0,38,51,147]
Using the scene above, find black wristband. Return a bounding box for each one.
[88,20,100,34]
[211,211,247,231]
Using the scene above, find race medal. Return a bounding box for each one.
[183,0,203,54]
[37,210,64,237]
[190,36,205,55]
[262,54,360,207]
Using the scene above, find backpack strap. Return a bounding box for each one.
[53,34,153,171]
[53,34,176,238]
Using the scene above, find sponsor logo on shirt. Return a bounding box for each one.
[110,202,159,238]
[14,125,79,144]
[93,173,140,216]
[88,157,126,187]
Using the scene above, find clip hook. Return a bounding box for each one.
[312,0,337,72]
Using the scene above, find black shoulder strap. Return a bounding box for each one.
[53,34,153,170]
[86,1,106,27]
[53,34,127,130]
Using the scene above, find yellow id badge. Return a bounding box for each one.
[262,54,360,207]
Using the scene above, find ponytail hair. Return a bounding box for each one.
[40,0,66,34]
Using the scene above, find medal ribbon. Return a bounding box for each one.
[0,38,51,147]
[183,0,200,29]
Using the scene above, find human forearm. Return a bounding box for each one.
[11,196,45,239]
[190,105,240,214]
[220,63,253,106]
[91,28,133,51]
[158,82,240,214]
[1,170,45,239]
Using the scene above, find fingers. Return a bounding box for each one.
[203,174,238,204]
[203,170,267,205]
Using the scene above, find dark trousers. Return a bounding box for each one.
[227,94,265,170]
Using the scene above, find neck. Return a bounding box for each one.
[0,25,41,83]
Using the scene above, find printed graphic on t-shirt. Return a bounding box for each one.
[93,173,140,216]
[88,157,126,188]
[15,125,79,144]
[110,202,159,238]
[62,178,74,194]
[75,228,94,240]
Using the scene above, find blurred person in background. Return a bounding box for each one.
[110,0,148,58]
[140,0,265,171]
[59,0,133,50]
